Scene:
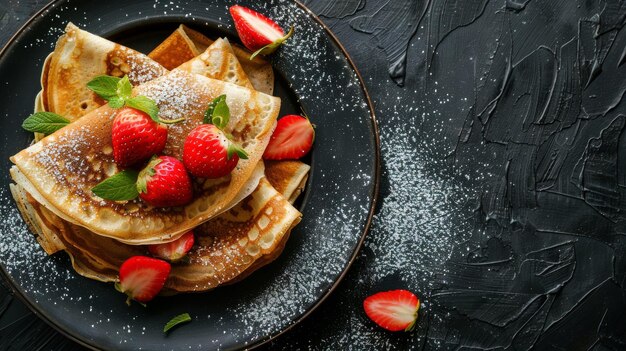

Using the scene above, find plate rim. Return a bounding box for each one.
[0,0,381,349]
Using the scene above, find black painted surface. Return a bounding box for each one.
[1,0,626,349]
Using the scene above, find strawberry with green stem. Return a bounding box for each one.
[229,5,294,59]
[87,75,184,167]
[183,95,248,179]
[92,155,193,208]
[137,156,193,207]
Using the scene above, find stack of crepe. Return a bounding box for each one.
[9,23,310,293]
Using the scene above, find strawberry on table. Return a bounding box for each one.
[229,5,294,58]
[363,290,420,332]
[111,107,167,167]
[137,156,193,207]
[263,115,314,160]
[183,95,248,178]
[148,231,195,262]
[115,256,171,305]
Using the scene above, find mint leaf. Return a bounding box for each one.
[164,313,191,334]
[22,112,70,135]
[204,95,229,128]
[212,98,230,129]
[87,74,175,124]
[117,75,132,100]
[92,170,139,201]
[126,96,160,122]
[203,95,221,124]
[108,96,125,109]
[87,76,121,100]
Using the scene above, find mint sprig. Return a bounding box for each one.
[91,170,139,201]
[87,76,120,100]
[203,95,229,127]
[22,112,70,135]
[126,96,160,122]
[164,313,192,334]
[87,75,181,124]
[203,95,248,160]
[116,75,132,100]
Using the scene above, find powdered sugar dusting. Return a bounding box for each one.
[1,0,377,349]
[0,189,78,296]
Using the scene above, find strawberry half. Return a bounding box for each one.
[229,5,294,58]
[115,256,171,305]
[263,115,314,160]
[137,156,193,207]
[148,231,195,262]
[111,107,167,167]
[363,290,420,332]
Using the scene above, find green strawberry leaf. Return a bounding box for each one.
[117,75,133,100]
[164,313,191,334]
[226,142,248,160]
[22,112,70,135]
[137,156,161,194]
[126,96,160,122]
[204,95,229,128]
[250,26,294,60]
[87,75,121,100]
[92,170,139,201]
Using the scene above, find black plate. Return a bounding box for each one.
[0,0,379,349]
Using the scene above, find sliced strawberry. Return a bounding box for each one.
[148,231,195,262]
[183,124,247,178]
[229,5,293,58]
[115,256,171,305]
[363,290,420,332]
[111,107,167,167]
[263,115,314,160]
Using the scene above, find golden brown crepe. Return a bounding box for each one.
[40,23,273,123]
[11,68,280,244]
[149,24,274,94]
[10,24,309,295]
[16,167,304,293]
[43,23,168,122]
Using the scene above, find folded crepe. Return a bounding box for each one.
[149,24,274,95]
[12,68,280,244]
[42,23,168,122]
[14,161,308,293]
[40,23,273,122]
[11,24,309,293]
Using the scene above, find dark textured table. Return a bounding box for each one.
[2,0,626,349]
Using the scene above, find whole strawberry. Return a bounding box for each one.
[137,156,193,207]
[229,5,294,58]
[111,107,167,167]
[183,95,248,179]
[115,256,171,305]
